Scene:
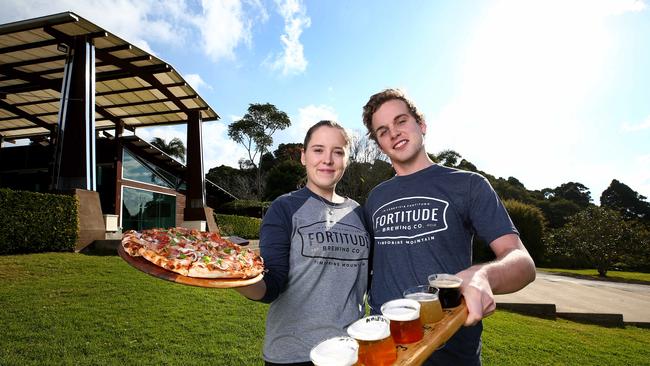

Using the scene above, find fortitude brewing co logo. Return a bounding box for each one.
[372,197,449,244]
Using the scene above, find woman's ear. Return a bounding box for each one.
[300,149,306,165]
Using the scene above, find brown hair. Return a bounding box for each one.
[303,120,351,149]
[362,88,424,141]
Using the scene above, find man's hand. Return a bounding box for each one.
[455,234,536,327]
[456,267,496,326]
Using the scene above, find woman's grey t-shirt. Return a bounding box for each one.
[259,187,370,364]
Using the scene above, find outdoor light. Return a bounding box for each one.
[56,43,69,54]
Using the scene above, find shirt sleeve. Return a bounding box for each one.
[468,174,519,246]
[259,198,292,303]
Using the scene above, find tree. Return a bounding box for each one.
[263,160,306,200]
[546,206,638,277]
[150,137,185,163]
[601,179,650,223]
[552,182,592,208]
[228,103,291,199]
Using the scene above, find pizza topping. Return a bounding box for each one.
[121,227,264,279]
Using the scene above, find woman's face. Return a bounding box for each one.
[301,126,349,195]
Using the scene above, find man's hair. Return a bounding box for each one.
[362,88,425,141]
[303,120,351,149]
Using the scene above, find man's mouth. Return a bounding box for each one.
[393,139,408,149]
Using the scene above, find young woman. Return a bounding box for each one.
[236,120,370,366]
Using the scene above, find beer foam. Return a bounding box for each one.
[347,315,391,341]
[428,274,463,288]
[380,298,421,321]
[310,336,358,366]
[405,292,438,302]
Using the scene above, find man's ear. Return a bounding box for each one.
[419,120,427,136]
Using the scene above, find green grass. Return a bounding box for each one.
[0,253,268,366]
[540,268,650,283]
[482,311,650,365]
[1,253,649,365]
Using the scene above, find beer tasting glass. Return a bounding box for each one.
[403,285,444,324]
[347,315,397,366]
[428,274,463,308]
[309,336,359,366]
[380,298,424,344]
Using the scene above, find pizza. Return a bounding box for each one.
[121,227,264,279]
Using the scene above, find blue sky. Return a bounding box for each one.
[2,0,649,204]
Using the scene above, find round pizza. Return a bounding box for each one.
[121,227,264,279]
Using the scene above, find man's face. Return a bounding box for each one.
[370,99,427,166]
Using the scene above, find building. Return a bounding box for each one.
[0,12,228,249]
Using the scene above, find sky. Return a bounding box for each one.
[2,0,649,204]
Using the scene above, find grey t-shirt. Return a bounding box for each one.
[260,188,370,363]
[365,164,517,365]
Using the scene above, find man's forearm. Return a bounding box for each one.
[477,247,536,294]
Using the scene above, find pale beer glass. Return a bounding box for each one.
[309,336,359,366]
[380,298,424,344]
[347,315,397,366]
[403,285,444,324]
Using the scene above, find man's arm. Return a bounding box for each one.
[456,233,536,326]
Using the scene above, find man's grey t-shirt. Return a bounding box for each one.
[260,188,370,364]
[365,164,517,365]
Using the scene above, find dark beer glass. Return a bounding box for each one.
[428,274,463,308]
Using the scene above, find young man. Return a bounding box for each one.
[362,88,536,365]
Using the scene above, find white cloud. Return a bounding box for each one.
[0,0,268,62]
[622,116,650,132]
[202,121,249,169]
[183,73,211,92]
[266,0,311,76]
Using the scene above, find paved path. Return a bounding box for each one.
[495,271,650,323]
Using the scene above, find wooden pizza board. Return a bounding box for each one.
[393,299,468,365]
[118,244,263,288]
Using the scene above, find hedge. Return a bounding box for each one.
[215,214,261,239]
[0,188,78,254]
[218,200,271,218]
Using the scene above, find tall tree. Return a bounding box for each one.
[228,103,291,199]
[150,137,186,163]
[601,179,650,223]
[552,182,592,208]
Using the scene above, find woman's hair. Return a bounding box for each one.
[362,88,424,141]
[303,120,352,149]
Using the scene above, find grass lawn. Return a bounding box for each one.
[540,268,650,283]
[1,253,649,365]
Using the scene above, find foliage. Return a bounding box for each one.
[547,182,592,208]
[503,199,547,265]
[218,199,271,218]
[149,137,186,163]
[206,165,257,201]
[535,197,583,229]
[0,188,78,254]
[228,103,291,199]
[338,160,394,204]
[545,206,642,276]
[263,160,305,201]
[601,179,650,224]
[215,214,262,239]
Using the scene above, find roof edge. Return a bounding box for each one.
[0,11,78,35]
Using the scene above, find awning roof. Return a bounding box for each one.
[0,11,219,141]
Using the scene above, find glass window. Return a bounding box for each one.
[122,148,175,188]
[121,187,176,231]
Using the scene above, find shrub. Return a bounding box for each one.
[217,200,271,218]
[0,188,78,254]
[215,214,261,239]
[473,199,546,265]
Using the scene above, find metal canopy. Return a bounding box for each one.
[0,12,219,141]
